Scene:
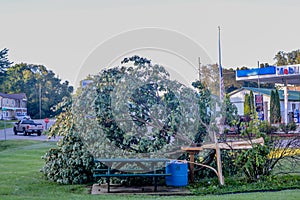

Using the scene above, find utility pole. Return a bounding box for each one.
[31,66,43,119]
[39,82,42,119]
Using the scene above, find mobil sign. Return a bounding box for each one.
[276,64,300,75]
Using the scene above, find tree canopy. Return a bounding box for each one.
[72,56,210,160]
[274,49,300,66]
[43,55,238,184]
[4,63,73,118]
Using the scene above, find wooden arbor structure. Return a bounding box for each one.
[182,137,265,184]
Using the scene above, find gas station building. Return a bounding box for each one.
[232,64,300,124]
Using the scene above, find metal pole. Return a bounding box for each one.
[284,79,288,124]
[198,57,201,81]
[2,108,7,141]
[39,82,42,119]
[218,26,223,101]
[4,74,7,141]
[4,119,6,140]
[216,26,224,185]
[257,61,260,89]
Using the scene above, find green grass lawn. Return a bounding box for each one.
[0,120,14,130]
[0,140,299,200]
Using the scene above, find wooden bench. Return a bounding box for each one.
[93,158,171,192]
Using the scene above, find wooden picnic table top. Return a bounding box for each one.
[181,137,264,151]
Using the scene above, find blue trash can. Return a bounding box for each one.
[165,161,188,186]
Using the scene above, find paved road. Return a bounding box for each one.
[0,119,61,142]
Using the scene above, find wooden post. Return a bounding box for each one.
[215,143,224,185]
[189,151,195,183]
[181,147,203,183]
[214,130,224,185]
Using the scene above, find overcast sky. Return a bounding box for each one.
[1,0,299,87]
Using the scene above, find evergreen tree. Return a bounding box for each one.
[270,90,281,124]
[249,90,255,114]
[0,48,12,73]
[223,94,239,126]
[0,48,13,91]
[270,90,275,123]
[274,90,281,123]
[244,93,251,116]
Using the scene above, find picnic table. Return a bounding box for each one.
[93,158,171,192]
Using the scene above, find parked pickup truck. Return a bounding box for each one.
[13,119,44,136]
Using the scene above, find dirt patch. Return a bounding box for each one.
[91,184,191,195]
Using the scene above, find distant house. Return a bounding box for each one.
[229,87,300,123]
[0,93,27,120]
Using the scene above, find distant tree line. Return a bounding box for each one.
[0,48,73,119]
[2,47,299,118]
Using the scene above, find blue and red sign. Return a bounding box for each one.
[276,65,300,75]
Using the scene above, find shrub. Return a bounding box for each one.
[279,122,297,133]
[288,122,297,131]
[41,130,94,184]
[259,121,278,134]
[235,143,270,181]
[236,117,272,181]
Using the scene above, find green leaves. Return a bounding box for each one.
[3,63,73,118]
[0,48,12,73]
[274,49,300,66]
[43,55,219,183]
[270,90,281,124]
[41,130,94,184]
[235,143,270,181]
[71,55,202,159]
[244,93,251,116]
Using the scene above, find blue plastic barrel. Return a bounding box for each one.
[165,161,188,186]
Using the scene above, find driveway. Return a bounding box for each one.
[0,119,61,142]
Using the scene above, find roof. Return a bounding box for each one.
[0,92,27,100]
[229,87,300,101]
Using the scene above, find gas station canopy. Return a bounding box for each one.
[236,65,300,85]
